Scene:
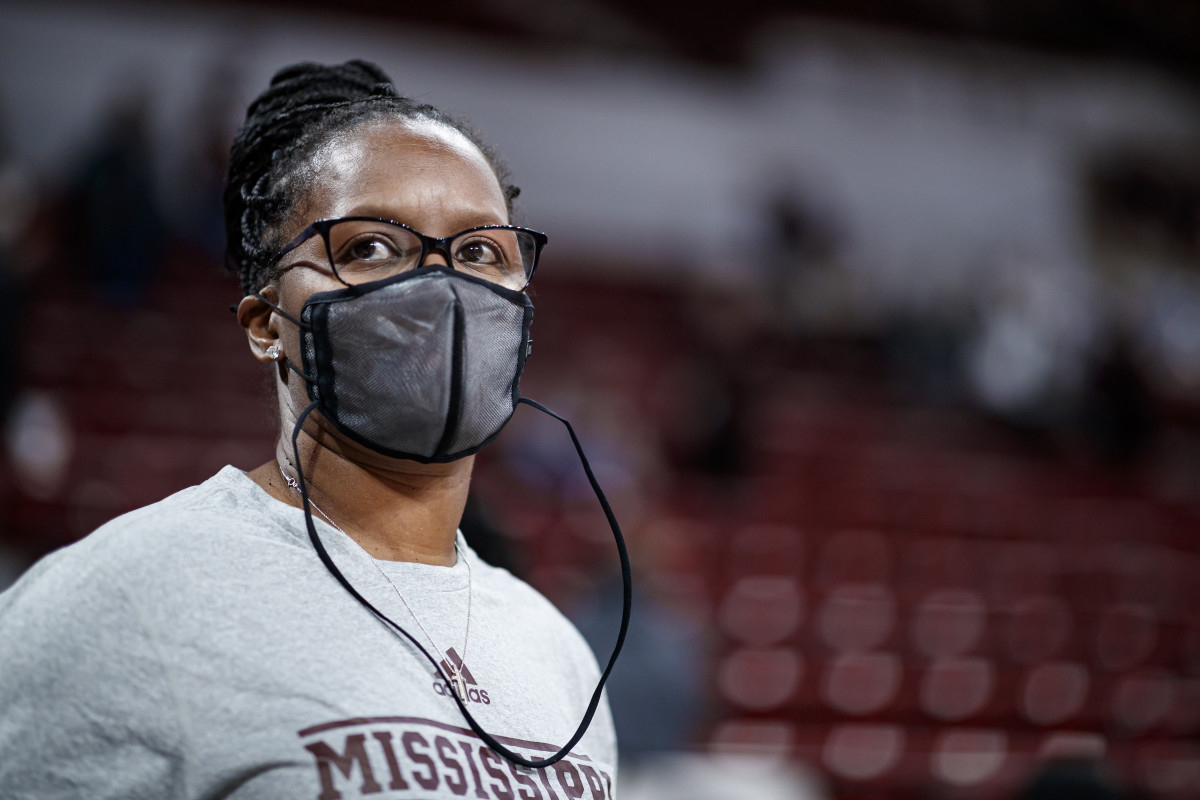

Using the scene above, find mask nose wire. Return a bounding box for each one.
[288,396,632,769]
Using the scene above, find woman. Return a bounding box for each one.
[0,60,623,799]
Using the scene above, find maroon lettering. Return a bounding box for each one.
[552,761,585,799]
[372,731,410,791]
[599,771,613,798]
[402,731,440,791]
[535,764,561,800]
[480,747,516,800]
[304,734,384,800]
[299,717,612,800]
[436,735,469,796]
[507,760,544,800]
[480,690,491,704]
[458,740,491,799]
[578,764,607,800]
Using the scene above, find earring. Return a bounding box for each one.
[266,344,281,361]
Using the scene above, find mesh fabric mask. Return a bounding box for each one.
[297,266,532,462]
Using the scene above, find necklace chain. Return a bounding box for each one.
[278,460,473,699]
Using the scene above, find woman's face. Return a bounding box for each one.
[274,116,510,301]
[254,117,510,451]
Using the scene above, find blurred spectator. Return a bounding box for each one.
[4,391,73,502]
[1016,758,1128,800]
[964,252,1099,432]
[70,91,165,304]
[174,61,242,262]
[655,287,766,479]
[656,350,749,477]
[568,567,707,766]
[498,346,665,506]
[0,109,56,588]
[0,544,25,593]
[568,502,711,765]
[1078,330,1156,465]
[884,311,970,407]
[620,753,827,800]
[0,117,38,426]
[758,175,839,336]
[1135,267,1200,398]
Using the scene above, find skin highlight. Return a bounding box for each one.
[236,118,510,567]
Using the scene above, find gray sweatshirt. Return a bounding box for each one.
[0,466,617,799]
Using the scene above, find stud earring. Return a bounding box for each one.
[266,344,281,361]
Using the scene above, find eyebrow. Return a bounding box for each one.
[341,204,508,231]
[340,206,403,223]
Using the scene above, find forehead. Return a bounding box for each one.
[295,117,507,234]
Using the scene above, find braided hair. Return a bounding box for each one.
[223,60,519,297]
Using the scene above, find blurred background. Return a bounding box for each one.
[1,1,1199,798]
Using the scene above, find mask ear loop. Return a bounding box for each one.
[516,397,633,756]
[254,292,307,329]
[288,398,632,769]
[254,293,319,384]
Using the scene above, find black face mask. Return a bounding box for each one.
[296,266,533,462]
[257,266,630,770]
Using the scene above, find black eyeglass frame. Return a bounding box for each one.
[275,216,548,290]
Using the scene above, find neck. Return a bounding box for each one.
[249,426,473,567]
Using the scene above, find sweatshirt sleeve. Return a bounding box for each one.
[0,552,189,799]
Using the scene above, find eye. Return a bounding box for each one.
[457,240,507,268]
[347,235,399,263]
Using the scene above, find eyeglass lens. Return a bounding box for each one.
[324,220,535,290]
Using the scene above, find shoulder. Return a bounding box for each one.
[6,466,294,594]
[89,464,289,547]
[0,467,298,792]
[0,466,302,642]
[0,494,204,796]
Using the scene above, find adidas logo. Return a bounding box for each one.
[432,647,491,705]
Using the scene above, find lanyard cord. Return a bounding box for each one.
[289,398,632,769]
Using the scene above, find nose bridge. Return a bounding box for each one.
[420,235,454,267]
